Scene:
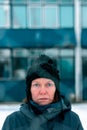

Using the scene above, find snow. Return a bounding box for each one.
[0,103,87,130]
[0,104,20,130]
[72,103,87,130]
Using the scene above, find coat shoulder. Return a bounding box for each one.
[62,110,83,129]
[64,110,81,122]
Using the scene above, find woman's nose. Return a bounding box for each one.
[39,87,47,94]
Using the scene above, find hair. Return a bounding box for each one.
[25,54,60,103]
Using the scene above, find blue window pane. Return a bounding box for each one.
[58,56,75,100]
[45,0,57,3]
[61,0,74,4]
[0,0,9,4]
[82,6,87,28]
[13,6,26,28]
[29,0,41,3]
[60,57,74,80]
[28,7,43,28]
[81,0,87,4]
[44,7,57,27]
[60,6,74,27]
[82,58,87,100]
[12,58,27,79]
[0,49,11,78]
[0,5,10,28]
[12,0,27,4]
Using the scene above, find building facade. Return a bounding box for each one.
[0,0,87,102]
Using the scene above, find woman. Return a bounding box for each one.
[2,55,84,130]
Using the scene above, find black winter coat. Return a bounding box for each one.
[2,97,84,130]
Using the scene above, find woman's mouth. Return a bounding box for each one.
[39,98,48,100]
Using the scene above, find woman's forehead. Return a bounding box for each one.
[31,78,55,83]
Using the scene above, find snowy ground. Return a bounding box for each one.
[0,103,87,130]
[72,103,87,130]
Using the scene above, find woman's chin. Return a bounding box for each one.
[37,100,52,106]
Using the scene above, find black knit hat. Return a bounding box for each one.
[26,54,60,101]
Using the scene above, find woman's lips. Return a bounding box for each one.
[38,98,48,101]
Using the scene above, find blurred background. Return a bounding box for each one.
[0,0,87,129]
[0,0,87,103]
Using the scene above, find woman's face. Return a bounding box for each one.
[30,78,56,105]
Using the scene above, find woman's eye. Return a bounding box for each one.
[32,83,40,87]
[47,83,54,87]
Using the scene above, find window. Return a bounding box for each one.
[28,7,43,28]
[59,49,75,100]
[12,49,28,79]
[81,6,87,28]
[29,0,41,3]
[12,57,27,79]
[60,49,74,80]
[44,6,58,28]
[81,0,87,4]
[45,0,57,3]
[60,0,74,4]
[82,50,87,100]
[0,5,10,28]
[82,57,87,100]
[60,5,74,27]
[11,0,27,4]
[0,0,9,4]
[13,6,27,28]
[0,49,11,79]
[60,57,74,80]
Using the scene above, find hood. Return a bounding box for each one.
[61,95,71,111]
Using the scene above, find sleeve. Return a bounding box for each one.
[68,111,84,130]
[1,116,13,130]
[77,116,84,130]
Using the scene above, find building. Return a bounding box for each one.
[0,0,87,102]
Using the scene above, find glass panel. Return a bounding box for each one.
[81,0,87,4]
[0,58,11,78]
[28,7,42,28]
[29,0,41,3]
[58,55,75,100]
[28,49,44,56]
[44,6,57,28]
[81,6,87,28]
[60,79,75,101]
[0,49,11,78]
[60,57,74,80]
[61,49,74,56]
[45,0,57,3]
[12,49,28,79]
[0,5,10,28]
[12,0,27,4]
[60,0,74,4]
[0,80,26,102]
[82,57,87,100]
[60,6,74,27]
[0,0,9,4]
[13,49,28,57]
[12,57,27,79]
[13,6,26,28]
[82,49,87,57]
[44,48,59,57]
